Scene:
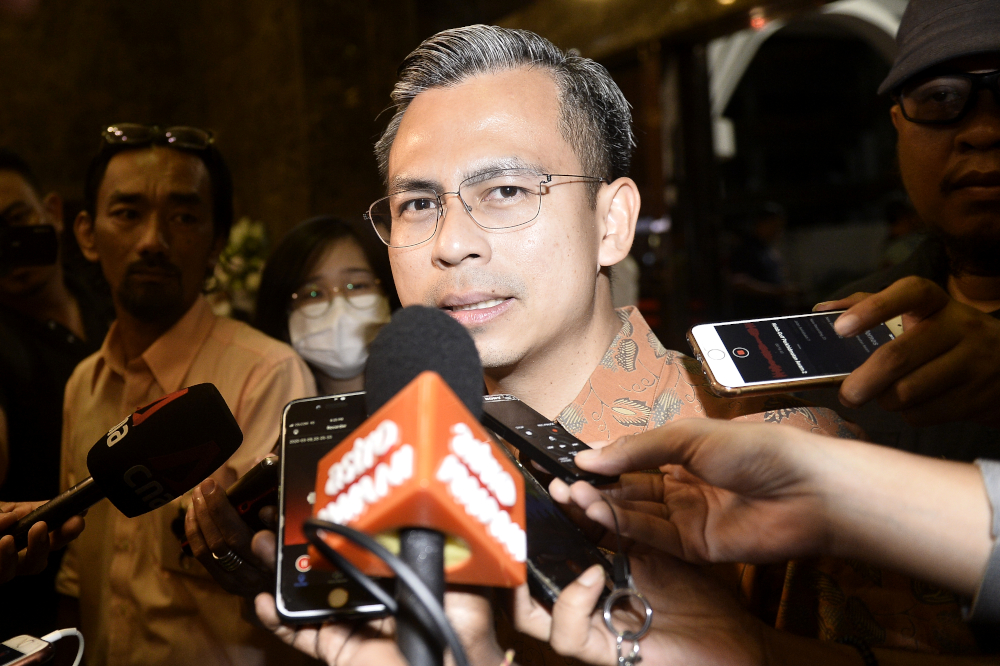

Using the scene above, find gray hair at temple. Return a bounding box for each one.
[374,24,635,204]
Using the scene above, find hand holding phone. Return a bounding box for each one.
[687,311,903,397]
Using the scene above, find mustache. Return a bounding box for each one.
[124,256,182,278]
[940,166,1000,194]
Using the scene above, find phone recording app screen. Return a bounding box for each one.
[715,313,896,383]
[281,397,368,610]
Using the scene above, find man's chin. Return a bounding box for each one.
[933,227,1000,276]
[118,285,188,326]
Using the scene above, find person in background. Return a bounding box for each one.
[254,215,399,394]
[183,215,398,602]
[729,202,800,318]
[813,0,1000,463]
[58,124,315,666]
[0,148,111,638]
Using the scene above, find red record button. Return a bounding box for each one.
[295,554,312,572]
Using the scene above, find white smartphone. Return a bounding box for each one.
[0,636,53,666]
[687,311,904,397]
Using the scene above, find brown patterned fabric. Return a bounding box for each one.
[554,307,981,654]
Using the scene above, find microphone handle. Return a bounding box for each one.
[396,528,445,666]
[6,477,105,550]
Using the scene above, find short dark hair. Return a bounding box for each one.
[0,148,41,192]
[82,138,234,241]
[374,25,635,203]
[254,215,400,344]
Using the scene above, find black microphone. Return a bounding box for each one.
[364,306,487,666]
[4,383,243,550]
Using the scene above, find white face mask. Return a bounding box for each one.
[288,294,391,380]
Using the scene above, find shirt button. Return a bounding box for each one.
[47,321,56,329]
[115,537,129,551]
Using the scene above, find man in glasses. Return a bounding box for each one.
[815,0,1000,462]
[252,24,987,666]
[0,149,108,638]
[55,125,316,666]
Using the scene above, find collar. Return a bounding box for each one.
[92,296,216,393]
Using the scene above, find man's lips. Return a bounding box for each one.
[944,170,1000,193]
[438,294,514,326]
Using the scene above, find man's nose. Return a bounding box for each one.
[431,192,490,268]
[136,213,171,254]
[958,91,1000,150]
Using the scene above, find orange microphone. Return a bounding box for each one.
[309,306,525,666]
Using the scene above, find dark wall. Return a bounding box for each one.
[0,0,431,240]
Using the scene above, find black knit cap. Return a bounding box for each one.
[879,0,1000,95]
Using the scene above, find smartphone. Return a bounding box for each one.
[0,636,52,666]
[687,311,904,397]
[174,456,280,556]
[0,225,58,270]
[481,394,618,486]
[277,393,390,623]
[493,443,613,606]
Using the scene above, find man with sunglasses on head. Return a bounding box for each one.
[814,0,1000,463]
[55,125,316,666]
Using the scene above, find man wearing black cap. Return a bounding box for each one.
[817,0,1000,460]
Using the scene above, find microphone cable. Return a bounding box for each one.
[304,518,470,666]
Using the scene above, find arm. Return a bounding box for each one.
[558,418,992,597]
[519,543,997,666]
[816,275,1000,427]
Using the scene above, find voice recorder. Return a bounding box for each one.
[481,394,618,487]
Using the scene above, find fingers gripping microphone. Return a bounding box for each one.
[312,307,526,666]
[4,383,243,550]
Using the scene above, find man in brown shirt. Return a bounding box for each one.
[56,125,316,666]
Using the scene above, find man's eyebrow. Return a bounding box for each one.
[167,191,204,206]
[0,200,30,219]
[106,191,144,206]
[388,158,547,194]
[388,176,442,194]
[460,158,546,183]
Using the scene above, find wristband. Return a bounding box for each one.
[966,459,1000,622]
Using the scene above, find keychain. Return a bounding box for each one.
[600,497,653,666]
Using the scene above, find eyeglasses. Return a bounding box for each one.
[364,169,607,248]
[289,276,383,318]
[896,70,1000,125]
[101,124,215,150]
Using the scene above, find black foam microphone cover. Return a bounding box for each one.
[364,305,484,418]
[87,382,243,517]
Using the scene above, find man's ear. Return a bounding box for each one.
[596,177,640,268]
[74,210,100,263]
[41,192,64,235]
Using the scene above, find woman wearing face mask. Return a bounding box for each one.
[255,215,399,393]
[182,216,399,604]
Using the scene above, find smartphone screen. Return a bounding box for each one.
[689,312,901,394]
[277,393,388,622]
[494,442,613,606]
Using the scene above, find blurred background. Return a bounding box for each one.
[0,0,913,350]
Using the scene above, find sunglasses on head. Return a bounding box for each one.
[101,124,215,150]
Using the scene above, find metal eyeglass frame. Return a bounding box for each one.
[895,70,1000,125]
[364,172,608,248]
[288,278,384,316]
